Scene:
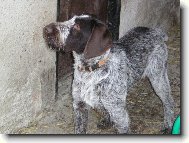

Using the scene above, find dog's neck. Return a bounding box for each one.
[73,49,110,72]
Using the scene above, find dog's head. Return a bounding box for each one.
[43,15,112,59]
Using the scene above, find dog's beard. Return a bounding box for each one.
[48,44,61,51]
[46,40,63,52]
[48,44,56,50]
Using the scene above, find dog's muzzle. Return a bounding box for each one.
[43,23,63,51]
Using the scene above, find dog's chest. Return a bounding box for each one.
[74,69,109,108]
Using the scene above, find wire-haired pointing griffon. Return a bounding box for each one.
[43,15,174,134]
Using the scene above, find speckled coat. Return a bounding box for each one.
[72,27,174,134]
[43,15,174,134]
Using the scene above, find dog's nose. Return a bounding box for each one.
[43,26,53,35]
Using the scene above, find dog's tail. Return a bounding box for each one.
[154,28,168,42]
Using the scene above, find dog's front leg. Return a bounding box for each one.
[73,100,88,134]
[72,81,88,134]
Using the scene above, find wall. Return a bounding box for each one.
[0,0,57,133]
[119,0,180,38]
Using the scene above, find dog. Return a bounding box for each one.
[43,15,174,134]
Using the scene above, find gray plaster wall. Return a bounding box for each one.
[0,0,57,133]
[119,0,180,38]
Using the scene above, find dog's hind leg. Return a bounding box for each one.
[145,47,174,133]
[101,96,130,134]
[93,104,112,129]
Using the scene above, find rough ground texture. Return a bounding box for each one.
[15,24,180,134]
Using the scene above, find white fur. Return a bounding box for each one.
[72,50,111,108]
[72,48,131,133]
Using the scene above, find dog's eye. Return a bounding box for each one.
[73,24,80,31]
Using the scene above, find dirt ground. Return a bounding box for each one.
[15,24,180,134]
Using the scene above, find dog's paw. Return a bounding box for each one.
[161,128,172,134]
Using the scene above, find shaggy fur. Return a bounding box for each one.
[43,15,174,134]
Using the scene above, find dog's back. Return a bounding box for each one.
[112,27,169,85]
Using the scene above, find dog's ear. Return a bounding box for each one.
[84,21,112,59]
